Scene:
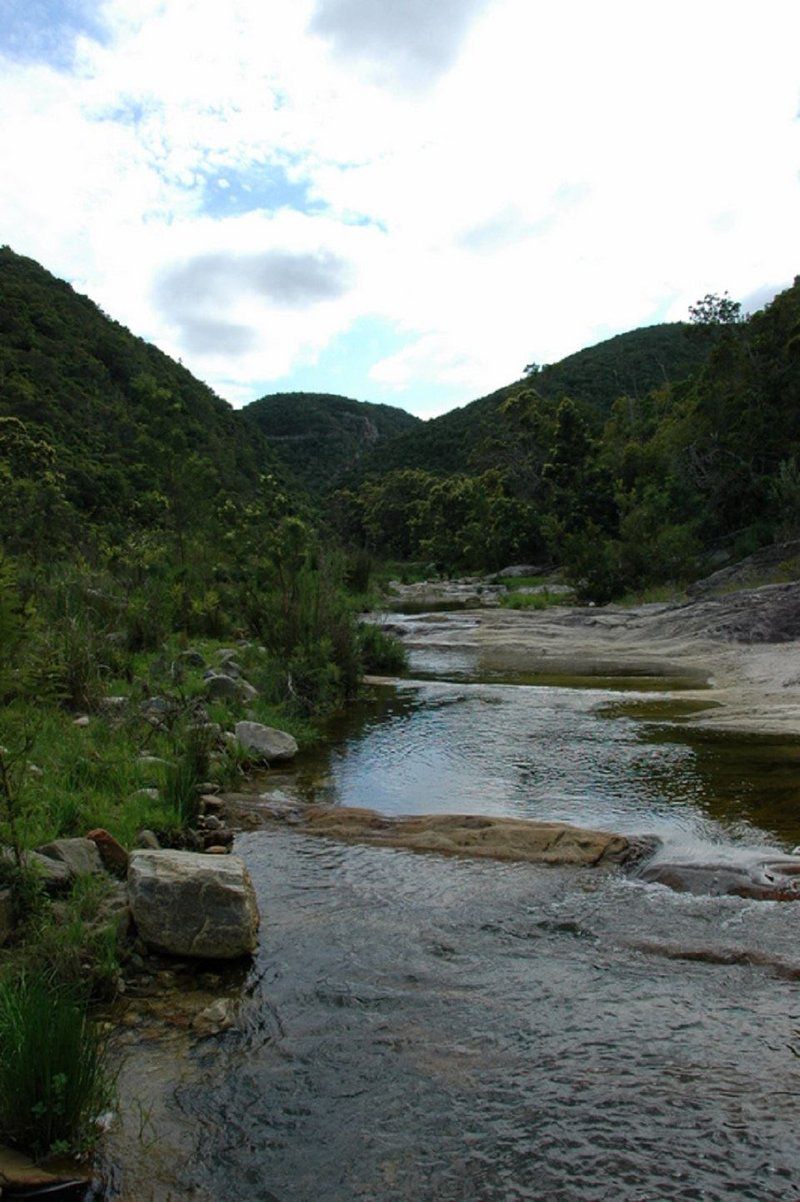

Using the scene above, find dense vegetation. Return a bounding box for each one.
[243,391,420,493]
[346,323,709,481]
[0,248,405,1161]
[332,284,800,596]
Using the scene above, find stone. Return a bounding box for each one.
[201,795,224,814]
[192,996,238,1037]
[0,1145,77,1191]
[36,837,105,877]
[100,695,128,712]
[133,787,161,801]
[235,721,298,764]
[206,845,229,855]
[128,849,260,959]
[497,564,550,578]
[87,828,130,877]
[73,714,90,727]
[636,857,800,901]
[237,680,259,703]
[21,851,72,894]
[204,673,241,700]
[134,829,161,849]
[297,805,650,867]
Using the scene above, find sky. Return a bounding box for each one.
[1,0,799,419]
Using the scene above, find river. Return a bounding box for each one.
[102,616,800,1201]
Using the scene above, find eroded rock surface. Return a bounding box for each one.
[128,849,259,959]
[297,805,653,867]
[636,856,800,901]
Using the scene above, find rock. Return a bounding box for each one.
[201,795,224,814]
[26,762,43,778]
[87,828,129,877]
[0,1144,85,1192]
[178,649,206,669]
[36,837,105,877]
[636,856,800,901]
[192,996,238,1037]
[216,648,240,662]
[0,889,13,945]
[204,673,241,700]
[134,829,161,849]
[133,787,160,801]
[127,849,260,959]
[234,721,298,764]
[201,814,222,831]
[141,696,170,716]
[206,845,229,855]
[91,881,132,938]
[20,851,72,894]
[73,714,90,727]
[100,695,129,713]
[138,754,171,770]
[297,805,652,867]
[497,564,550,578]
[237,680,259,703]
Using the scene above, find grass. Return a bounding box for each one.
[614,583,686,608]
[499,589,572,610]
[0,970,114,1159]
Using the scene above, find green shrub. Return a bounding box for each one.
[0,970,114,1158]
[359,623,408,673]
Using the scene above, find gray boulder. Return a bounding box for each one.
[178,649,206,669]
[204,673,241,700]
[128,849,260,959]
[234,721,298,764]
[36,838,105,878]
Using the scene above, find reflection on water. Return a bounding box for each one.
[270,678,800,854]
[103,633,800,1202]
[105,833,800,1202]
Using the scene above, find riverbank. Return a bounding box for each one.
[377,580,800,738]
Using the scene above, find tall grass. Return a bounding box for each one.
[0,971,114,1158]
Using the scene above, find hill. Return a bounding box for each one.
[242,391,421,493]
[355,323,709,480]
[0,246,283,552]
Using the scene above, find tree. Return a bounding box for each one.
[688,292,742,327]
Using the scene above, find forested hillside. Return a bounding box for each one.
[243,391,420,493]
[0,246,283,557]
[330,284,800,594]
[352,323,708,480]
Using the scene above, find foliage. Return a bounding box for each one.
[359,623,409,674]
[0,969,113,1158]
[243,391,420,494]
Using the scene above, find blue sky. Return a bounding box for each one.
[1,0,798,417]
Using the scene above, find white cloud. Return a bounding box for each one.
[0,0,798,415]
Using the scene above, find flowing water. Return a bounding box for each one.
[103,625,800,1201]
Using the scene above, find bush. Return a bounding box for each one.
[0,970,114,1158]
[359,623,408,673]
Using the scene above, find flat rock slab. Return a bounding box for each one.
[128,850,259,959]
[298,805,650,867]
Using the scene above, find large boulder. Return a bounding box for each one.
[128,849,259,958]
[35,837,105,878]
[234,721,298,764]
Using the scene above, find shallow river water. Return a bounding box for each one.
[104,631,800,1201]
